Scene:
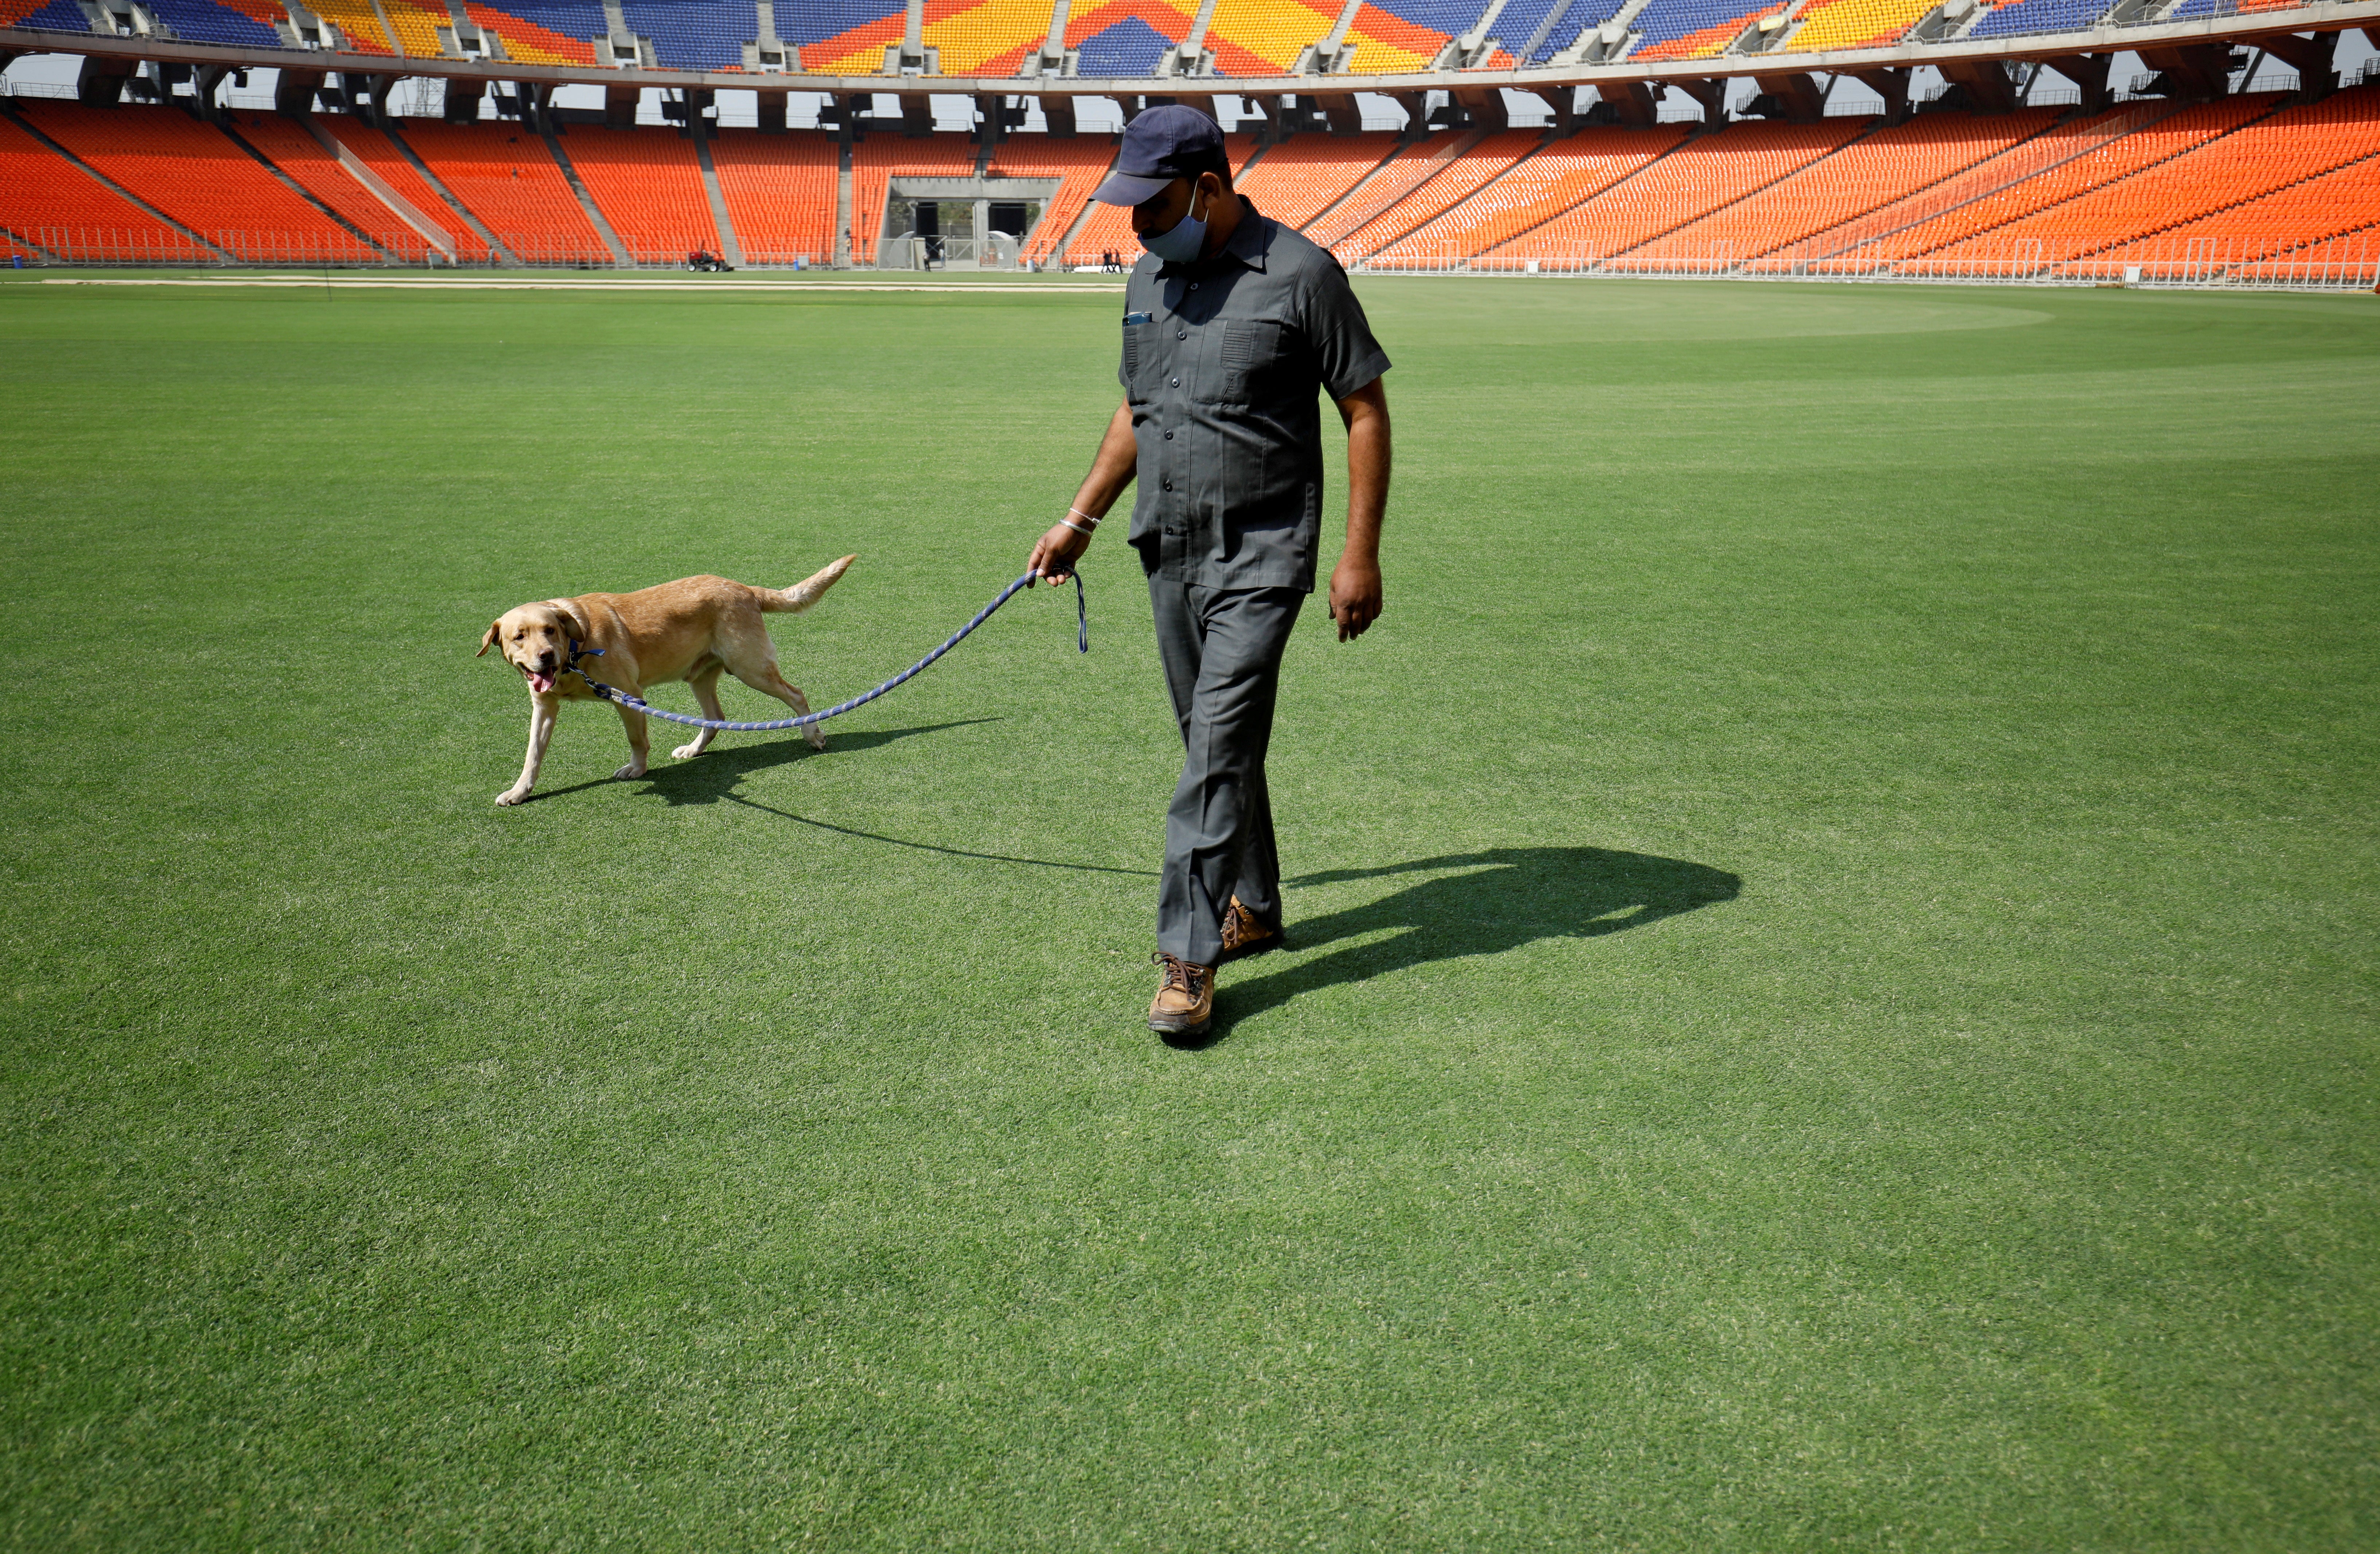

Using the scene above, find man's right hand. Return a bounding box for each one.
[1028,520,1093,585]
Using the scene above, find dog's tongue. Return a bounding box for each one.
[528,670,555,694]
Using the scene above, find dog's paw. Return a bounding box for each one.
[671,742,705,760]
[612,761,648,780]
[805,729,828,752]
[495,786,531,806]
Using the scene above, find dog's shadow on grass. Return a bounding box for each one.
[637,719,998,806]
[1186,847,1741,1050]
[521,719,997,806]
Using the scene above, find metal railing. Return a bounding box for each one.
[1349,230,2380,289]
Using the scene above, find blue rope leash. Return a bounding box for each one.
[561,569,1085,732]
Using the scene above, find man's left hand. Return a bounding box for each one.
[1329,552,1382,642]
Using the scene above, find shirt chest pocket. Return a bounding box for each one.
[1209,319,1285,406]
[1122,319,1164,404]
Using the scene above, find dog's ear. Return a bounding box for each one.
[477,620,501,657]
[551,599,591,642]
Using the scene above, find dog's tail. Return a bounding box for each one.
[762,555,857,614]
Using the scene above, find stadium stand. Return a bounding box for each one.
[1338,0,1476,73]
[0,109,213,263]
[1329,126,1539,258]
[557,124,721,262]
[1782,0,1937,52]
[709,127,840,264]
[464,0,604,63]
[848,133,979,264]
[1488,117,1865,268]
[303,0,396,52]
[1627,0,1789,61]
[226,112,440,260]
[1511,0,1629,64]
[1232,130,1399,229]
[986,134,1118,264]
[1203,0,1340,74]
[370,0,450,56]
[1964,0,2110,41]
[2216,156,2380,278]
[1071,11,1185,73]
[1,0,94,28]
[1062,132,1259,267]
[390,117,608,262]
[1305,130,1482,248]
[1386,124,1686,265]
[1631,108,2058,268]
[143,0,285,48]
[322,119,498,260]
[15,100,378,260]
[621,0,757,67]
[922,0,1052,74]
[781,0,906,69]
[1877,94,2276,264]
[1916,90,2372,267]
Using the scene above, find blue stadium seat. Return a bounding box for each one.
[494,0,610,45]
[774,0,900,46]
[146,0,283,46]
[1965,0,2111,38]
[621,0,757,66]
[1077,15,1174,74]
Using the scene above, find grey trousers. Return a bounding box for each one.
[1149,578,1306,966]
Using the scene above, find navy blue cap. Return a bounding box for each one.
[1091,105,1226,206]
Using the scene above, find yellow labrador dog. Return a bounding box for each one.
[479,556,855,806]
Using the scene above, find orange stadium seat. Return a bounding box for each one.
[224,113,441,262]
[1489,117,1864,270]
[16,101,379,262]
[986,135,1119,264]
[1982,87,2380,276]
[1233,131,1400,230]
[302,0,397,51]
[1327,127,1538,259]
[388,117,608,264]
[709,128,841,265]
[0,111,210,264]
[1895,94,2277,271]
[1385,124,1689,268]
[2117,134,2380,278]
[1305,130,1481,249]
[1203,0,1340,74]
[848,133,979,264]
[920,0,1051,73]
[322,120,497,261]
[1625,108,2057,270]
[557,124,722,264]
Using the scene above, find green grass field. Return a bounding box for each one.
[3,271,2375,1550]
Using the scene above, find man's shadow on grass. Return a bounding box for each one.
[1189,847,1741,1049]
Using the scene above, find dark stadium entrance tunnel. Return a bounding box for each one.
[1178,847,1742,1049]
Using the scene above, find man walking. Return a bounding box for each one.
[1027,106,1392,1041]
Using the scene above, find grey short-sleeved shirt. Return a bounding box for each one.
[1116,199,1391,592]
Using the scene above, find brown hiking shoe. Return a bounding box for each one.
[1148,952,1214,1037]
[1220,896,1281,961]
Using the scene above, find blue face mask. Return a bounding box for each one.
[1139,184,1210,264]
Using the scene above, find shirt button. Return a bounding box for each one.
[1162,480,1173,491]
[1164,429,1174,439]
[1190,282,1198,290]
[1170,376,1179,387]
[1177,329,1187,339]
